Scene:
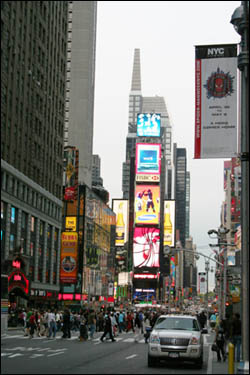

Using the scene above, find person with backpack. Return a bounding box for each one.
[215,319,226,362]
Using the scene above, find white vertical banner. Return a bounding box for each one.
[195,44,238,159]
[198,272,207,294]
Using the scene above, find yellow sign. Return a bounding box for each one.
[65,217,77,231]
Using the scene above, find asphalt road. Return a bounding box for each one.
[1,330,212,374]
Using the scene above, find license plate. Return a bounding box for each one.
[168,352,179,358]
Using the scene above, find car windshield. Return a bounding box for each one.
[154,317,200,332]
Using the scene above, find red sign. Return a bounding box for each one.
[64,187,75,201]
[8,271,29,295]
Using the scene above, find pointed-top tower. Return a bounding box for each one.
[130,48,142,94]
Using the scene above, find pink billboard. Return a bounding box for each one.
[133,227,160,268]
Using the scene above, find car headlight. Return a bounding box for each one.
[150,334,160,344]
[190,336,199,345]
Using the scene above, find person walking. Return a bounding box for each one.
[62,309,71,339]
[209,312,217,331]
[198,311,207,329]
[118,311,125,333]
[215,319,226,362]
[88,309,96,339]
[231,313,242,362]
[29,310,37,339]
[222,314,231,355]
[79,311,88,341]
[100,312,116,342]
[47,308,57,339]
[143,313,152,343]
[126,311,135,333]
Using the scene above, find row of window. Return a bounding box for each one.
[1,201,60,284]
[1,170,61,221]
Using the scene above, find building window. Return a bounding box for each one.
[11,206,16,224]
[10,234,15,252]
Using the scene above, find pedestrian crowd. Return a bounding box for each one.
[18,306,162,343]
[196,310,242,363]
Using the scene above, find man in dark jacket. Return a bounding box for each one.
[100,312,116,342]
[62,309,71,339]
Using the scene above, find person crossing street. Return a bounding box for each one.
[100,311,116,342]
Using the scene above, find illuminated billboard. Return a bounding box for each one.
[137,113,161,137]
[163,200,176,247]
[136,143,161,176]
[133,227,160,268]
[135,185,160,225]
[112,199,129,246]
[60,232,78,283]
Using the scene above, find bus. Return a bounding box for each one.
[1,274,9,334]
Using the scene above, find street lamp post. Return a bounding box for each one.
[205,260,210,327]
[208,226,230,320]
[231,2,249,369]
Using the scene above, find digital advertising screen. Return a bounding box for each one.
[136,143,161,175]
[135,185,160,225]
[133,227,160,268]
[137,113,161,137]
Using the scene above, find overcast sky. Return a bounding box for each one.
[93,1,241,289]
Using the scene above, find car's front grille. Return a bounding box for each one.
[160,338,190,346]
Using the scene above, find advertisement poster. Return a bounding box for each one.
[195,44,238,158]
[198,272,207,294]
[133,227,160,268]
[60,232,78,283]
[137,113,161,137]
[112,199,129,246]
[163,200,176,247]
[64,146,79,200]
[136,143,161,175]
[135,185,160,225]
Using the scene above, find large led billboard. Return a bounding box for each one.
[135,185,160,225]
[163,200,176,247]
[137,113,161,137]
[133,227,160,268]
[136,143,161,175]
[112,199,129,246]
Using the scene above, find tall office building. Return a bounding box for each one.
[122,49,173,200]
[1,2,68,307]
[92,154,103,187]
[64,1,97,188]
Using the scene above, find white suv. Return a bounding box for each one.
[148,314,205,368]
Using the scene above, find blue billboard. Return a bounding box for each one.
[137,113,161,137]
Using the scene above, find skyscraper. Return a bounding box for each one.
[1,1,69,307]
[64,1,97,188]
[122,49,173,200]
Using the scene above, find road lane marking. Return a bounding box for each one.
[29,354,45,359]
[125,354,138,360]
[8,354,24,358]
[47,352,65,357]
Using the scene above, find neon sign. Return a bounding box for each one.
[8,271,29,294]
[12,260,21,269]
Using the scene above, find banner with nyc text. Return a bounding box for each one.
[195,44,238,159]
